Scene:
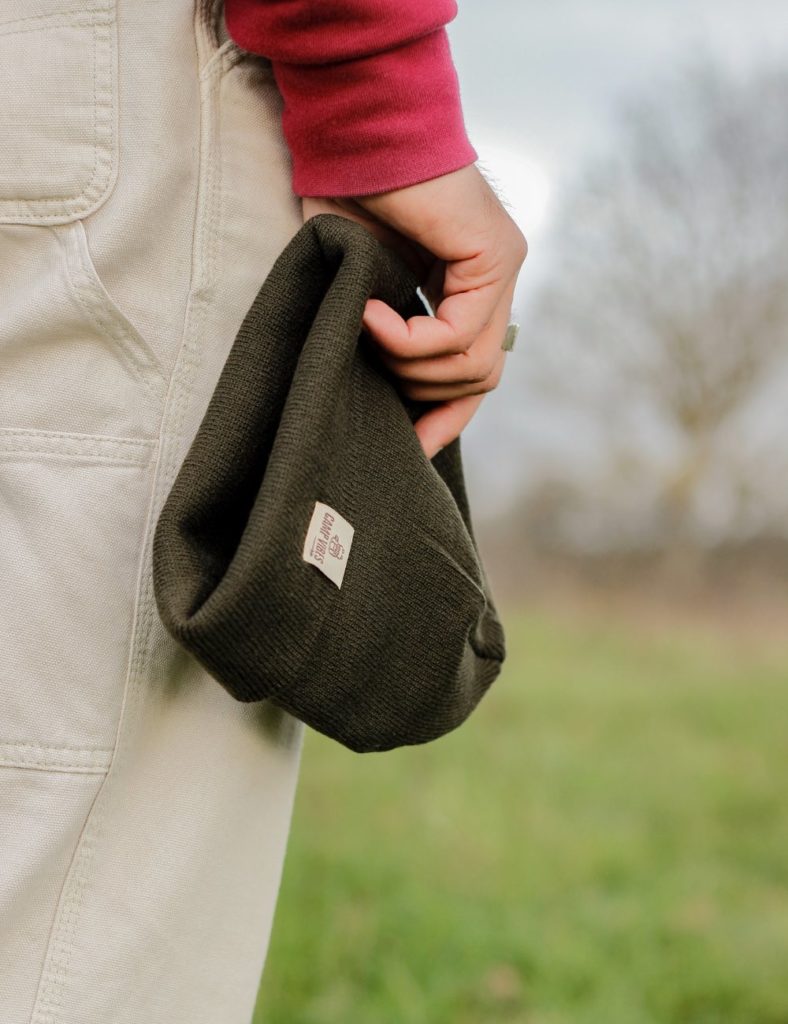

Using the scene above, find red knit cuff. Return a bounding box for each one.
[270,28,478,198]
[224,0,460,65]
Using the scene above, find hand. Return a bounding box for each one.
[301,163,528,459]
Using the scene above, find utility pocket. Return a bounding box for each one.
[0,219,168,439]
[0,426,156,1022]
[0,428,156,766]
[0,0,118,225]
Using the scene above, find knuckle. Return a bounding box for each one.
[387,355,415,377]
[513,227,529,264]
[482,358,501,383]
[458,354,490,384]
[479,308,494,330]
[483,363,504,392]
[450,331,476,355]
[403,377,435,400]
[442,343,466,359]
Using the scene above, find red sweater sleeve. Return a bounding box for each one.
[223,0,478,198]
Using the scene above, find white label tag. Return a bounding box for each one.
[302,501,354,589]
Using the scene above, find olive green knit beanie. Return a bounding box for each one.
[152,212,506,753]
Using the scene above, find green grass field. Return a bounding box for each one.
[254,605,788,1024]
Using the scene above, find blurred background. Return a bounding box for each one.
[255,3,788,1021]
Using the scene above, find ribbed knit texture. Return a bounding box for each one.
[152,213,505,753]
[223,0,478,197]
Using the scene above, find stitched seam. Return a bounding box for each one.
[0,16,116,218]
[55,223,167,400]
[0,427,156,446]
[0,10,112,39]
[0,742,113,773]
[73,221,168,380]
[71,220,168,380]
[0,21,102,202]
[29,4,224,1018]
[63,221,159,393]
[0,741,115,754]
[0,761,108,775]
[200,36,241,80]
[0,430,157,463]
[0,455,154,468]
[30,778,103,1023]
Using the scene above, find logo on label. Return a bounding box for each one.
[302,501,354,588]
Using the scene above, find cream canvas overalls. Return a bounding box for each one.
[0,1,306,1020]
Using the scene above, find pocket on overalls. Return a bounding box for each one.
[0,5,166,1009]
[0,430,157,765]
[0,0,118,225]
[0,0,168,756]
[0,428,156,1019]
[0,0,168,426]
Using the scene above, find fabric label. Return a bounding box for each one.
[302,500,354,588]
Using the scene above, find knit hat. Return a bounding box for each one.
[152,213,506,753]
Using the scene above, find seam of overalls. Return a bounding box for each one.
[27,2,228,1020]
[52,220,170,392]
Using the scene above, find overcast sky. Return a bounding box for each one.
[443,0,788,514]
[450,0,788,297]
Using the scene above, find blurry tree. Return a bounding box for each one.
[523,58,788,554]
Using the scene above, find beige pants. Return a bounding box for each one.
[0,1,306,1020]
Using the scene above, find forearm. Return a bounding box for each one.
[223,0,478,196]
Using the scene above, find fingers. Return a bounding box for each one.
[363,282,499,360]
[382,324,509,404]
[363,245,517,357]
[307,166,529,459]
[413,393,487,460]
[366,276,517,402]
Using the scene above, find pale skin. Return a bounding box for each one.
[302,163,528,460]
